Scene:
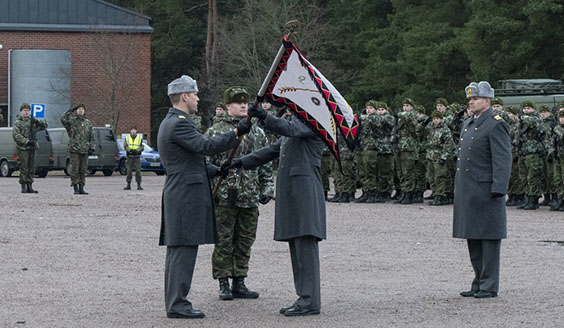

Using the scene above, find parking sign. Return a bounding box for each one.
[31,103,45,118]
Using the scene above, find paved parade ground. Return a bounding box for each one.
[1,174,563,327]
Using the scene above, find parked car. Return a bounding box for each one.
[0,127,54,177]
[48,127,119,176]
[116,138,165,175]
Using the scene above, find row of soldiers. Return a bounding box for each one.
[322,97,564,211]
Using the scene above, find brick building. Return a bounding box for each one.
[0,0,152,141]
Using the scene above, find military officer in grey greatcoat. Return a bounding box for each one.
[225,104,326,317]
[157,75,251,319]
[453,81,512,299]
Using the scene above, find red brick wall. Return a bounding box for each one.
[0,31,152,142]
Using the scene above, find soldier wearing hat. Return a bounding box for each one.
[454,81,512,298]
[413,105,428,203]
[515,100,546,210]
[393,98,419,204]
[372,101,396,202]
[505,106,526,206]
[328,132,357,202]
[550,111,564,210]
[123,126,144,191]
[207,87,273,301]
[12,103,48,193]
[157,75,251,319]
[538,105,557,206]
[355,100,379,203]
[425,110,455,205]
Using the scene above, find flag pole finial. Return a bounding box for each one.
[284,20,301,41]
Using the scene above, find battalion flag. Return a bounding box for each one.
[258,36,360,161]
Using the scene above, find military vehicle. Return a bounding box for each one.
[497,79,564,110]
[0,127,54,177]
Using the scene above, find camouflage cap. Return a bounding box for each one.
[224,86,250,104]
[168,75,198,96]
[403,98,415,107]
[559,111,564,118]
[522,99,536,109]
[491,97,504,106]
[506,106,519,115]
[539,105,550,112]
[435,98,448,106]
[465,81,494,98]
[447,103,460,112]
[20,103,30,111]
[432,110,443,119]
[365,100,378,109]
[216,101,227,111]
[376,101,389,110]
[415,104,425,113]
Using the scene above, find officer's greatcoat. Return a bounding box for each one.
[453,108,512,239]
[158,108,239,246]
[240,115,326,241]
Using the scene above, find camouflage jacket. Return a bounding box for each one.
[543,117,555,158]
[12,115,48,151]
[372,112,395,154]
[358,113,378,150]
[337,131,354,159]
[189,114,204,133]
[61,108,95,154]
[508,117,520,159]
[395,110,419,153]
[517,112,546,156]
[426,121,455,162]
[207,115,274,208]
[553,124,564,160]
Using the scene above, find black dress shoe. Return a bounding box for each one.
[166,309,205,319]
[284,305,320,317]
[473,291,497,298]
[459,290,477,297]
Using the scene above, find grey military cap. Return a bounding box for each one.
[167,75,198,96]
[465,81,494,99]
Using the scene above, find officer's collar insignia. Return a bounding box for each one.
[178,115,186,119]
[494,115,502,120]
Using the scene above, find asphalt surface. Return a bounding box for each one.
[1,174,563,327]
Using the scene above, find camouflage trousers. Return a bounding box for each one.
[70,153,88,186]
[397,151,417,192]
[542,159,556,194]
[375,153,394,193]
[415,156,427,192]
[555,159,564,198]
[126,156,142,183]
[17,149,35,184]
[507,158,523,195]
[426,161,449,196]
[331,155,356,193]
[358,150,377,191]
[519,154,543,197]
[212,206,259,279]
[321,154,332,192]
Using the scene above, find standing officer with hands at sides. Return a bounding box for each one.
[157,75,251,319]
[123,126,144,191]
[453,81,511,299]
[224,101,326,317]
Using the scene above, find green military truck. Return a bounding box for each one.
[497,79,564,110]
[0,127,54,177]
[48,127,119,176]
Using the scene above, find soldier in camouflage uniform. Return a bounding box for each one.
[515,100,546,210]
[414,105,428,203]
[539,105,557,206]
[425,111,455,205]
[393,98,419,204]
[12,103,48,193]
[355,100,379,203]
[328,132,357,202]
[373,101,396,202]
[61,104,95,195]
[550,111,564,210]
[207,87,274,300]
[505,106,525,206]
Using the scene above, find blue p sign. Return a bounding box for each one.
[31,104,45,118]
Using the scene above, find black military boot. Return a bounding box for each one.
[336,192,352,203]
[505,194,515,206]
[324,190,328,200]
[124,182,131,190]
[78,184,88,195]
[231,277,259,299]
[26,183,38,193]
[523,196,539,210]
[401,192,413,205]
[218,278,233,300]
[539,194,551,206]
[391,189,401,200]
[548,193,559,208]
[447,192,454,204]
[393,192,405,204]
[517,195,530,209]
[73,184,80,195]
[557,200,564,211]
[21,184,27,194]
[413,191,424,203]
[137,182,143,190]
[355,190,369,203]
[550,198,563,211]
[514,194,526,207]
[328,192,342,202]
[372,191,385,203]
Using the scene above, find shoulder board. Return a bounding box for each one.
[494,115,502,120]
[178,115,186,119]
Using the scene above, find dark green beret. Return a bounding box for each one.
[539,105,550,113]
[403,98,415,107]
[435,98,448,106]
[522,100,536,109]
[432,110,443,119]
[224,86,250,104]
[20,103,30,111]
[491,97,504,106]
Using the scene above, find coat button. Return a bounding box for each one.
[474,128,478,131]
[460,138,464,141]
[458,147,462,150]
[471,137,474,139]
[467,157,470,160]
[468,147,472,150]
[457,168,460,171]
[458,158,461,161]
[282,154,286,157]
[464,128,468,131]
[465,168,469,171]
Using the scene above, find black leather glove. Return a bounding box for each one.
[438,158,446,165]
[236,119,251,137]
[220,158,243,177]
[491,192,505,198]
[27,140,35,146]
[248,104,268,120]
[259,195,272,205]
